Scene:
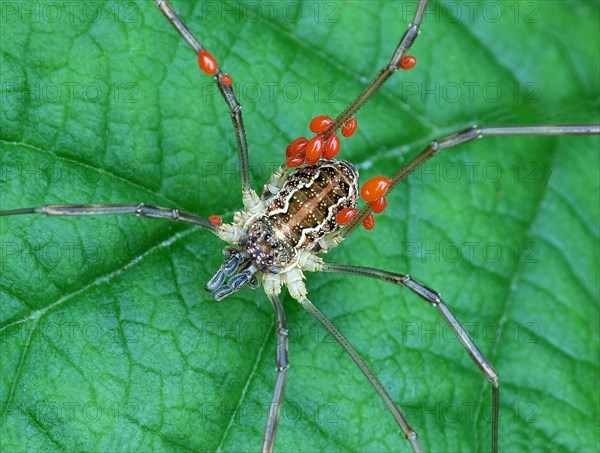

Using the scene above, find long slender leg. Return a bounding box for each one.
[319,263,499,453]
[0,203,220,234]
[262,292,289,453]
[153,0,254,206]
[342,124,600,237]
[297,295,423,453]
[323,0,429,140]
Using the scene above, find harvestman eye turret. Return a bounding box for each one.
[1,0,598,451]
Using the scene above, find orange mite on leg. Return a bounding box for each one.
[341,117,358,137]
[370,196,388,214]
[309,115,334,134]
[208,215,222,226]
[336,207,358,226]
[399,55,417,70]
[220,74,233,87]
[198,50,218,75]
[323,134,341,159]
[361,176,391,202]
[362,213,375,230]
[286,137,308,157]
[305,136,324,165]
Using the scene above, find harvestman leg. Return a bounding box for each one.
[322,0,429,140]
[342,124,600,236]
[262,292,289,453]
[297,295,423,453]
[156,0,429,186]
[325,123,600,452]
[153,0,254,206]
[319,264,499,451]
[261,1,429,447]
[0,204,220,234]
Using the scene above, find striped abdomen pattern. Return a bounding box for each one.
[243,160,358,271]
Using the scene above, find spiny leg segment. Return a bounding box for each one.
[153,0,253,205]
[343,124,600,236]
[318,263,500,452]
[285,0,426,167]
[265,2,434,449]
[0,204,221,233]
[262,292,290,453]
[321,0,429,141]
[298,295,423,453]
[326,124,599,451]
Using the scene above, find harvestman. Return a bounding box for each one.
[1,0,598,451]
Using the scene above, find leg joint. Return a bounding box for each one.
[276,363,289,372]
[402,275,442,305]
[491,374,499,388]
[278,327,289,337]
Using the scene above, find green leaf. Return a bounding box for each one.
[1,1,598,451]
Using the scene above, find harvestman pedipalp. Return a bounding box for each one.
[1,0,598,451]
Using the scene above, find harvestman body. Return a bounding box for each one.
[1,0,598,451]
[207,159,359,301]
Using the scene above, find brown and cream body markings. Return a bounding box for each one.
[213,160,358,300]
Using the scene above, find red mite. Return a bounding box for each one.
[208,215,222,226]
[362,213,375,230]
[361,176,392,203]
[370,196,388,214]
[323,134,341,159]
[336,207,358,226]
[305,136,324,165]
[198,50,218,75]
[286,137,308,157]
[341,117,358,137]
[309,115,334,134]
[220,74,233,87]
[285,154,305,168]
[399,55,417,70]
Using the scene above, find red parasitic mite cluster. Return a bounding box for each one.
[358,175,392,229]
[334,176,392,231]
[283,54,415,231]
[283,116,394,232]
[193,44,414,232]
[197,50,234,87]
[335,207,377,231]
[285,115,358,168]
